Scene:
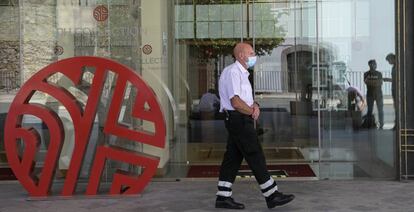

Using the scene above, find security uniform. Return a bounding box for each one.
[216,61,278,199]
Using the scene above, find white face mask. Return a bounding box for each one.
[246,56,257,68]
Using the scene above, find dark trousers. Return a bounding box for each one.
[367,92,384,127]
[218,111,270,185]
[392,88,397,125]
[348,91,357,111]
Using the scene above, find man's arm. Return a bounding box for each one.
[364,72,372,86]
[384,70,392,82]
[375,72,384,86]
[251,102,260,120]
[355,91,366,111]
[231,96,254,115]
[364,72,381,86]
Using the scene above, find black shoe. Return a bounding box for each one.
[266,191,295,209]
[215,197,245,210]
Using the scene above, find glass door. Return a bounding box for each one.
[252,0,319,179]
[174,0,321,179]
[318,0,396,179]
[175,0,247,170]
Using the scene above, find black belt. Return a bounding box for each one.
[224,110,247,117]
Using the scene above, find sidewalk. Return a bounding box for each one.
[0,179,413,212]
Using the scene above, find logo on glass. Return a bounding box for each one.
[142,45,153,55]
[93,5,109,22]
[4,57,166,197]
[54,45,64,56]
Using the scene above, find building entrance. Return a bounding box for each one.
[173,0,397,180]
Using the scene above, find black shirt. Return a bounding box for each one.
[364,70,383,95]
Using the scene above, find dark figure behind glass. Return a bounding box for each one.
[199,89,220,120]
[385,53,396,129]
[364,59,384,129]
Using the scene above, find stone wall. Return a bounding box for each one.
[0,6,20,91]
[21,1,57,82]
[0,1,57,84]
[0,41,20,90]
[0,6,19,41]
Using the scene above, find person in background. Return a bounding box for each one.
[215,42,294,210]
[199,89,220,120]
[385,53,397,129]
[346,82,366,112]
[364,59,384,129]
[346,81,366,130]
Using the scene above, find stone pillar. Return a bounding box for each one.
[21,0,57,82]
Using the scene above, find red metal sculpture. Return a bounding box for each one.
[4,57,166,197]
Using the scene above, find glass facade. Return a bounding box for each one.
[172,0,397,180]
[0,0,399,187]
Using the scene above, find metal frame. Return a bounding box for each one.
[397,0,414,180]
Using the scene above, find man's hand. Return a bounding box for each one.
[251,104,260,120]
[357,100,367,111]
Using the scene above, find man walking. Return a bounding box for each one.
[215,42,294,210]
